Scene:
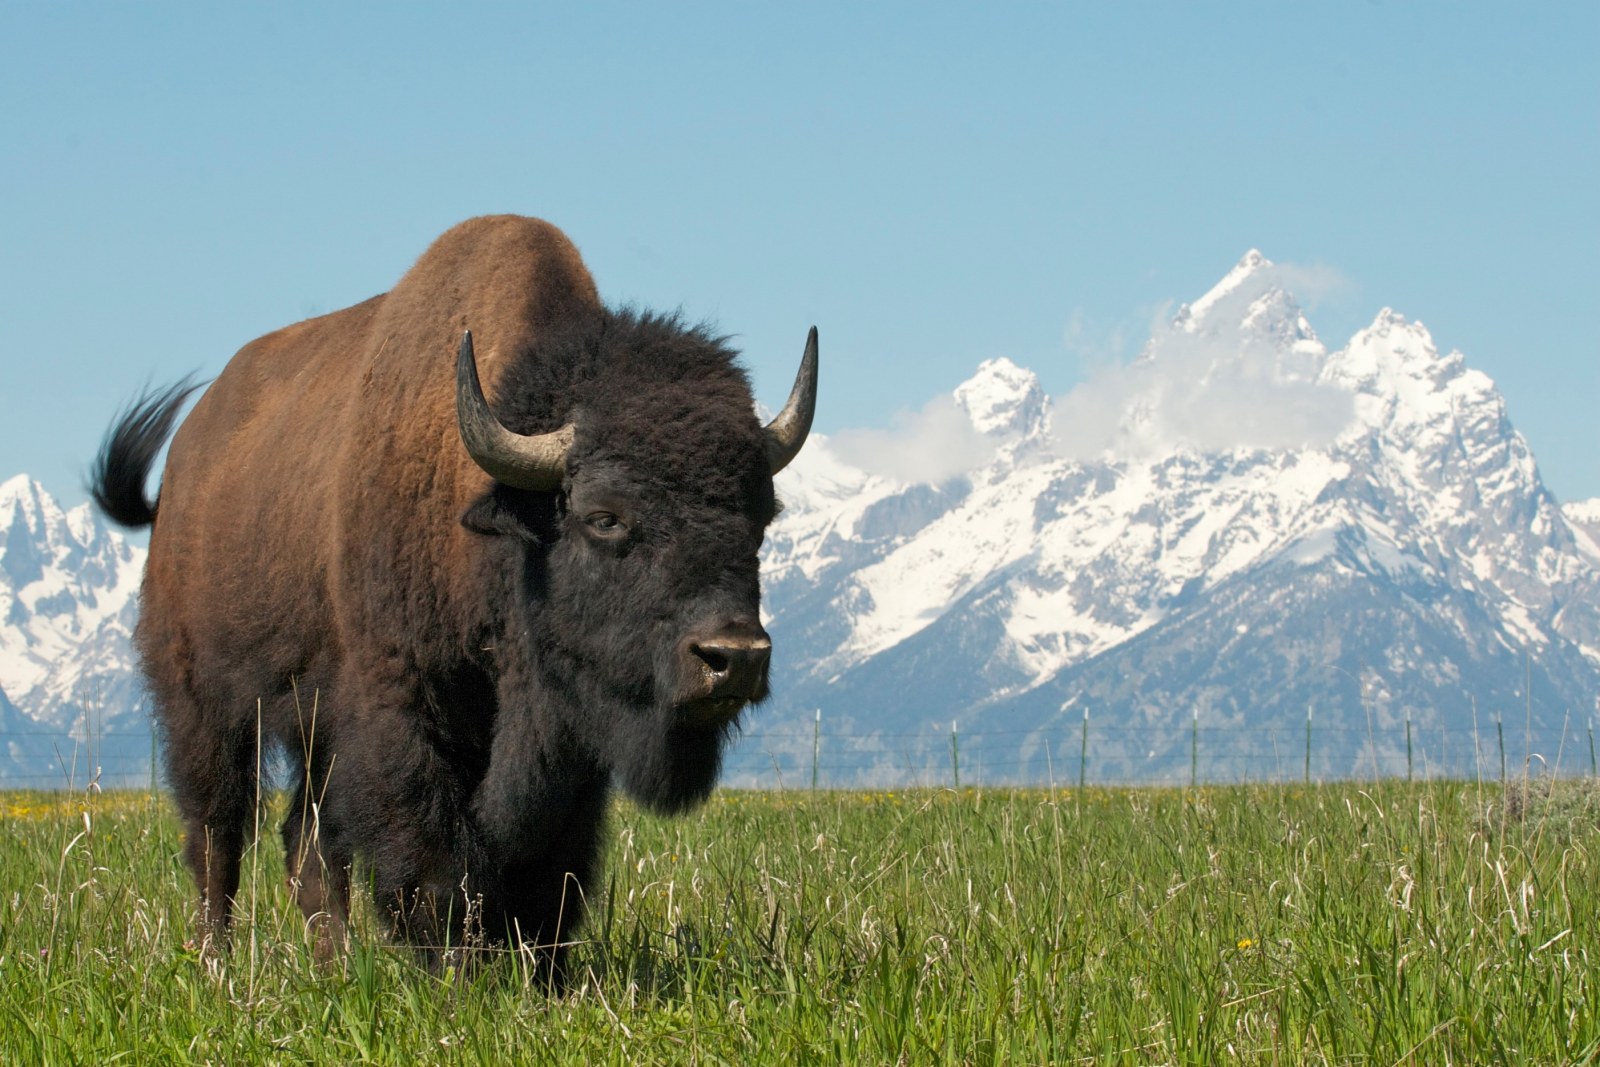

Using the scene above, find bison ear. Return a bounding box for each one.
[461,485,556,542]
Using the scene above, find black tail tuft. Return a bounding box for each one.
[89,379,203,529]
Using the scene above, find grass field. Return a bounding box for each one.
[1,778,1595,1065]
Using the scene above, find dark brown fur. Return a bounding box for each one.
[92,216,793,978]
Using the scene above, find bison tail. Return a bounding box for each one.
[89,379,203,529]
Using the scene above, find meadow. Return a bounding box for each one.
[0,777,1595,1065]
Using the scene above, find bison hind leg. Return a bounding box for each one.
[282,777,353,962]
[161,719,261,951]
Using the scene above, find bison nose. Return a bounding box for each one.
[683,632,771,704]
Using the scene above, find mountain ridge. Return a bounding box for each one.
[747,250,1599,783]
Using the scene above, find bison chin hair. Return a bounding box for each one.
[536,602,766,814]
[608,711,742,815]
[589,617,765,814]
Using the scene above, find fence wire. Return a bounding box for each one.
[3,713,1594,791]
[720,717,1593,789]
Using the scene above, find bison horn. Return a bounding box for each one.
[456,331,574,491]
[763,327,818,475]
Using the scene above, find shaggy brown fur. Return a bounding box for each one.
[91,216,809,979]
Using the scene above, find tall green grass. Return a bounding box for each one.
[1,779,1595,1064]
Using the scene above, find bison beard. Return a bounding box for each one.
[89,216,815,982]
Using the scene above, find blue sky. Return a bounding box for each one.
[3,2,1595,506]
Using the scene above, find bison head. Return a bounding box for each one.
[458,313,815,813]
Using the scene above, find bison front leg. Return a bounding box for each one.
[358,798,488,969]
[328,660,492,967]
[486,772,611,989]
[473,693,613,990]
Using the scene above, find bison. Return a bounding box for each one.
[91,215,816,976]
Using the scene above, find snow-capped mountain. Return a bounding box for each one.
[0,475,150,785]
[744,252,1600,784]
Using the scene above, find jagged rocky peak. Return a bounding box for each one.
[953,357,1047,437]
[1176,249,1272,329]
[1173,249,1320,353]
[1321,308,1498,439]
[0,475,127,577]
[0,475,146,728]
[2,474,62,534]
[1325,308,1463,390]
[3,476,67,588]
[1144,251,1327,392]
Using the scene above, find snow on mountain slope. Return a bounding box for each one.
[0,476,146,732]
[1320,309,1593,653]
[1565,500,1600,556]
[755,251,1598,782]
[769,252,1351,688]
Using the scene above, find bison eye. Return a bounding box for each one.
[584,511,626,536]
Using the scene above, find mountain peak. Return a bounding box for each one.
[1,474,146,729]
[1170,251,1322,361]
[1178,249,1275,328]
[751,257,1597,788]
[953,358,1047,437]
[1323,308,1470,401]
[0,475,67,545]
[1,473,46,511]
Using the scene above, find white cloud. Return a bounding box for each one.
[1061,308,1133,373]
[1048,255,1359,460]
[829,396,998,484]
[831,254,1361,474]
[1051,319,1356,461]
[1272,261,1354,310]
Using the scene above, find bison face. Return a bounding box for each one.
[528,446,776,813]
[465,457,775,814]
[457,321,814,813]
